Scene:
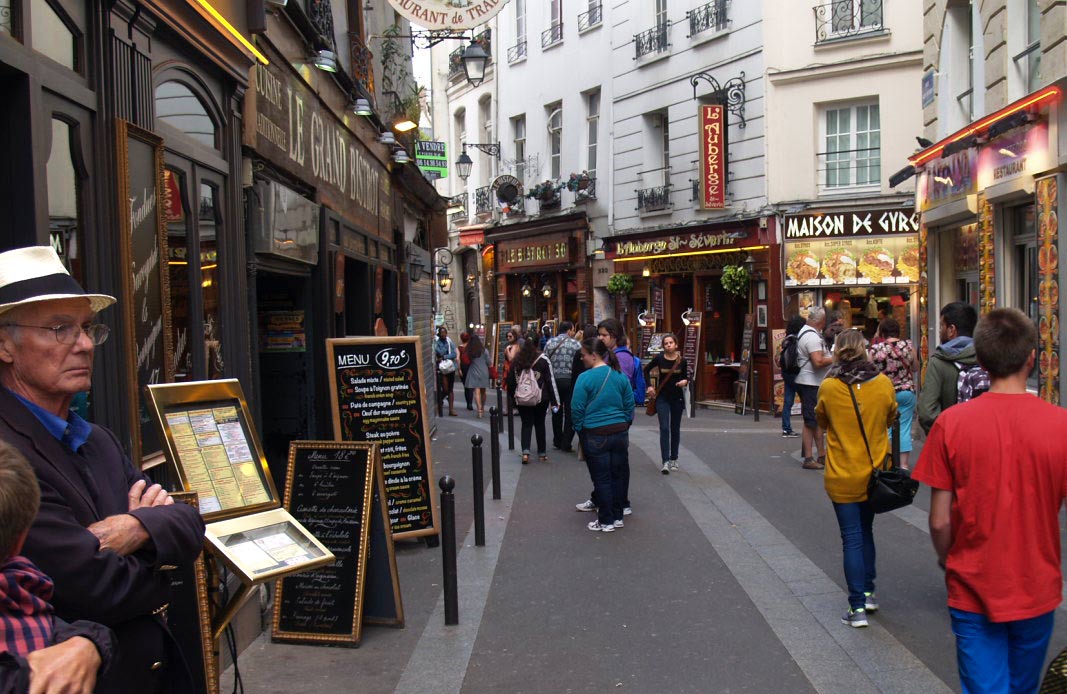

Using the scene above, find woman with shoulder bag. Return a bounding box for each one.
[815,329,898,629]
[464,334,493,418]
[505,338,559,463]
[643,334,689,474]
[435,326,459,416]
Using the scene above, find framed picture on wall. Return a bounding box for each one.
[756,330,769,354]
[756,281,768,302]
[756,304,768,328]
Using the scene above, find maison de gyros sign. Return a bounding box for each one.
[388,0,509,30]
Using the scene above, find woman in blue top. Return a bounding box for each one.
[571,338,634,533]
[435,327,458,416]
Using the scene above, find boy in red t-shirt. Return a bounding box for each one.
[913,308,1067,694]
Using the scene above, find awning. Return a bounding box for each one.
[457,224,488,247]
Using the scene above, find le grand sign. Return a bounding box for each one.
[245,48,388,233]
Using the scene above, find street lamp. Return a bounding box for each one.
[461,39,490,87]
[455,142,500,181]
[438,266,453,293]
[541,275,553,299]
[521,278,532,297]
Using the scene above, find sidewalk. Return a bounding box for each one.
[224,404,1066,693]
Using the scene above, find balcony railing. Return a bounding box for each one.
[450,29,492,80]
[814,0,883,43]
[507,40,527,63]
[447,193,468,226]
[687,0,727,37]
[348,32,374,93]
[306,0,335,50]
[542,22,563,49]
[635,21,670,59]
[578,1,603,31]
[504,195,525,216]
[475,186,493,215]
[637,185,672,212]
[573,176,596,202]
[816,147,881,191]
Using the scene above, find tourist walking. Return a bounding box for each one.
[505,338,559,463]
[917,301,980,433]
[643,334,689,474]
[458,331,474,411]
[779,315,805,438]
[797,307,833,469]
[815,329,898,628]
[571,338,634,533]
[463,334,493,418]
[434,326,458,417]
[544,321,582,452]
[868,318,918,469]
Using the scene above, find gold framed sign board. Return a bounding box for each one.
[203,508,333,584]
[271,442,403,646]
[167,492,218,694]
[115,119,173,467]
[326,337,439,539]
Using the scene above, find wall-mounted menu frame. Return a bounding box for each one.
[204,507,334,585]
[326,337,439,539]
[271,442,402,646]
[146,379,278,522]
[116,119,173,467]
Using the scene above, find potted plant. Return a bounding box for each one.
[607,273,634,296]
[720,265,750,299]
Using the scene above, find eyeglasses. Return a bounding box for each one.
[1,322,110,346]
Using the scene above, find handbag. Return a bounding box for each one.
[646,356,682,416]
[438,358,456,375]
[845,381,918,514]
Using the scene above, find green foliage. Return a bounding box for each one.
[720,265,750,298]
[607,273,635,296]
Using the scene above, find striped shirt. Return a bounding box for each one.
[0,556,55,655]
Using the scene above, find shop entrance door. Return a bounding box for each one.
[664,277,692,334]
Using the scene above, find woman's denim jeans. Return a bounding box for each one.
[582,430,630,526]
[832,501,876,610]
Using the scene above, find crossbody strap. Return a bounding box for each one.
[590,368,612,405]
[651,357,682,400]
[844,381,878,470]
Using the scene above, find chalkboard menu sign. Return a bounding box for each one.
[639,326,654,359]
[272,442,400,646]
[651,285,665,320]
[682,312,703,374]
[735,313,755,414]
[327,337,439,539]
[116,119,172,464]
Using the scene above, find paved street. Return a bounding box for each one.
[227,401,1067,693]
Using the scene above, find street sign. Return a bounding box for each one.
[415,140,448,180]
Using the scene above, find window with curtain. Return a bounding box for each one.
[831,0,882,34]
[547,105,562,180]
[585,91,599,176]
[513,115,526,182]
[823,102,880,190]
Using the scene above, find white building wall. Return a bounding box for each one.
[610,0,767,233]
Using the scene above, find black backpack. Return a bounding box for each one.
[780,334,801,375]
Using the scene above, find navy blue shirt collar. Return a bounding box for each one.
[7,389,92,452]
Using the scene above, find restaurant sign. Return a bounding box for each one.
[387,0,509,30]
[977,121,1050,189]
[613,226,758,259]
[245,44,389,235]
[919,148,977,212]
[784,236,920,287]
[496,231,577,272]
[783,209,919,240]
[699,104,726,209]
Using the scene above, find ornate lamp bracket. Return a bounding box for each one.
[690,71,746,129]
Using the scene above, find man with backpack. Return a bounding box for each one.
[597,318,645,407]
[796,307,833,469]
[917,302,984,434]
[544,322,582,452]
[778,316,806,438]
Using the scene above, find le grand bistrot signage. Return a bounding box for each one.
[245,45,388,234]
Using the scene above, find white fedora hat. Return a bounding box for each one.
[0,246,116,317]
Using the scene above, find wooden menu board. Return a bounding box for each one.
[327,337,439,539]
[681,312,703,377]
[639,326,654,359]
[116,119,172,465]
[272,442,402,646]
[735,313,755,414]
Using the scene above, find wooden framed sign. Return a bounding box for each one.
[167,492,218,694]
[272,442,402,646]
[116,119,173,466]
[327,337,439,539]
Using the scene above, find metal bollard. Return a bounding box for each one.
[506,394,515,450]
[892,419,901,467]
[438,476,458,625]
[471,435,486,547]
[496,386,504,420]
[752,369,760,422]
[489,407,501,500]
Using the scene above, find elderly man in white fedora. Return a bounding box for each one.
[0,246,204,694]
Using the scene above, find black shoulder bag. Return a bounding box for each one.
[845,382,918,513]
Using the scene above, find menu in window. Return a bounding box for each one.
[164,400,273,514]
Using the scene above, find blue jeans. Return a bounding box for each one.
[656,396,685,462]
[582,430,630,526]
[895,390,915,454]
[782,373,798,433]
[832,501,876,610]
[950,608,1054,694]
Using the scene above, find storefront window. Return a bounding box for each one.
[46,118,82,283]
[165,167,192,381]
[30,0,77,71]
[1010,204,1038,390]
[953,224,979,305]
[156,81,217,149]
[200,181,223,379]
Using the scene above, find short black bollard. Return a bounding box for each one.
[891,420,901,467]
[489,407,501,500]
[439,476,458,625]
[506,394,515,451]
[496,386,504,420]
[471,435,486,547]
[752,369,760,422]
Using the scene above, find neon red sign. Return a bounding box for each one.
[700,105,725,209]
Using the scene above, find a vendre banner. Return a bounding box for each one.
[388,0,509,30]
[699,104,725,209]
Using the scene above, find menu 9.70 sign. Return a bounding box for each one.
[327,337,438,539]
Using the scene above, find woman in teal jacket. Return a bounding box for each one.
[571,338,634,533]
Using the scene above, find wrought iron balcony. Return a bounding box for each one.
[447,193,468,226]
[816,147,881,191]
[450,29,492,80]
[349,32,374,93]
[578,1,603,32]
[814,0,883,43]
[635,21,670,59]
[573,175,596,202]
[475,186,493,215]
[306,0,335,49]
[507,40,527,63]
[687,0,727,37]
[637,185,672,212]
[542,22,563,49]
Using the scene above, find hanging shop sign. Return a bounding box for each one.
[784,235,920,288]
[783,209,919,240]
[918,148,977,212]
[415,140,448,180]
[699,104,726,209]
[495,231,579,273]
[387,0,509,30]
[245,44,389,235]
[976,121,1050,189]
[612,226,759,259]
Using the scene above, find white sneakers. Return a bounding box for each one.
[587,520,615,533]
